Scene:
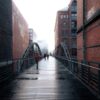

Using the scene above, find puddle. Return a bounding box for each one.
[17,77,38,80]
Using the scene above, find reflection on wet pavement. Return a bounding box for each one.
[0,57,98,100]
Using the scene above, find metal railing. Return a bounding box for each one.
[55,55,100,98]
[0,52,43,91]
[0,42,43,93]
[0,57,34,82]
[0,56,39,95]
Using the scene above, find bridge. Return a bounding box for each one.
[0,42,100,100]
[0,0,100,100]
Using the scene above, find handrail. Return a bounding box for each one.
[15,42,42,69]
[0,57,33,68]
[55,55,100,71]
[0,55,43,68]
[55,55,100,98]
[0,42,42,68]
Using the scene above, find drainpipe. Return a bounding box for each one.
[83,0,86,61]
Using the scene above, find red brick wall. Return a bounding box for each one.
[86,19,100,62]
[77,32,83,49]
[77,0,83,30]
[87,47,100,62]
[86,20,100,47]
[12,2,29,59]
[77,0,100,29]
[77,32,83,61]
[86,0,100,16]
[77,0,100,62]
[55,12,60,49]
[55,11,69,50]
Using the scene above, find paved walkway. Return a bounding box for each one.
[0,57,98,100]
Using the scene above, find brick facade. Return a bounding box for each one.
[77,0,83,30]
[0,1,30,87]
[68,0,77,58]
[12,2,29,59]
[0,1,29,61]
[54,0,77,58]
[77,0,100,62]
[77,0,100,96]
[54,10,70,56]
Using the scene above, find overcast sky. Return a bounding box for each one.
[13,0,71,51]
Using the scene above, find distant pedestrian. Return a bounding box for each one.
[44,54,46,60]
[47,54,49,59]
[35,53,40,70]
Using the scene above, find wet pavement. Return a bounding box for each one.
[0,57,98,100]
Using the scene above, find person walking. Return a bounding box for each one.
[47,53,49,59]
[44,53,46,60]
[35,53,40,70]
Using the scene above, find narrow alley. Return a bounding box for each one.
[0,57,98,100]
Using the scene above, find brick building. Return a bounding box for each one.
[0,1,29,83]
[68,0,77,58]
[77,0,100,96]
[29,29,33,44]
[29,28,37,44]
[54,9,69,56]
[54,0,77,58]
[77,0,100,63]
[0,1,29,61]
[12,2,29,60]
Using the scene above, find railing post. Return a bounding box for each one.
[81,61,83,79]
[74,60,78,74]
[88,62,91,84]
[23,58,25,70]
[28,57,30,68]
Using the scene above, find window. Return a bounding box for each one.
[71,6,77,12]
[71,13,77,17]
[72,1,77,6]
[71,13,77,20]
[62,22,67,27]
[63,15,68,19]
[72,29,76,32]
[60,15,63,19]
[62,30,67,36]
[60,14,68,19]
[71,21,77,28]
[71,29,76,35]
